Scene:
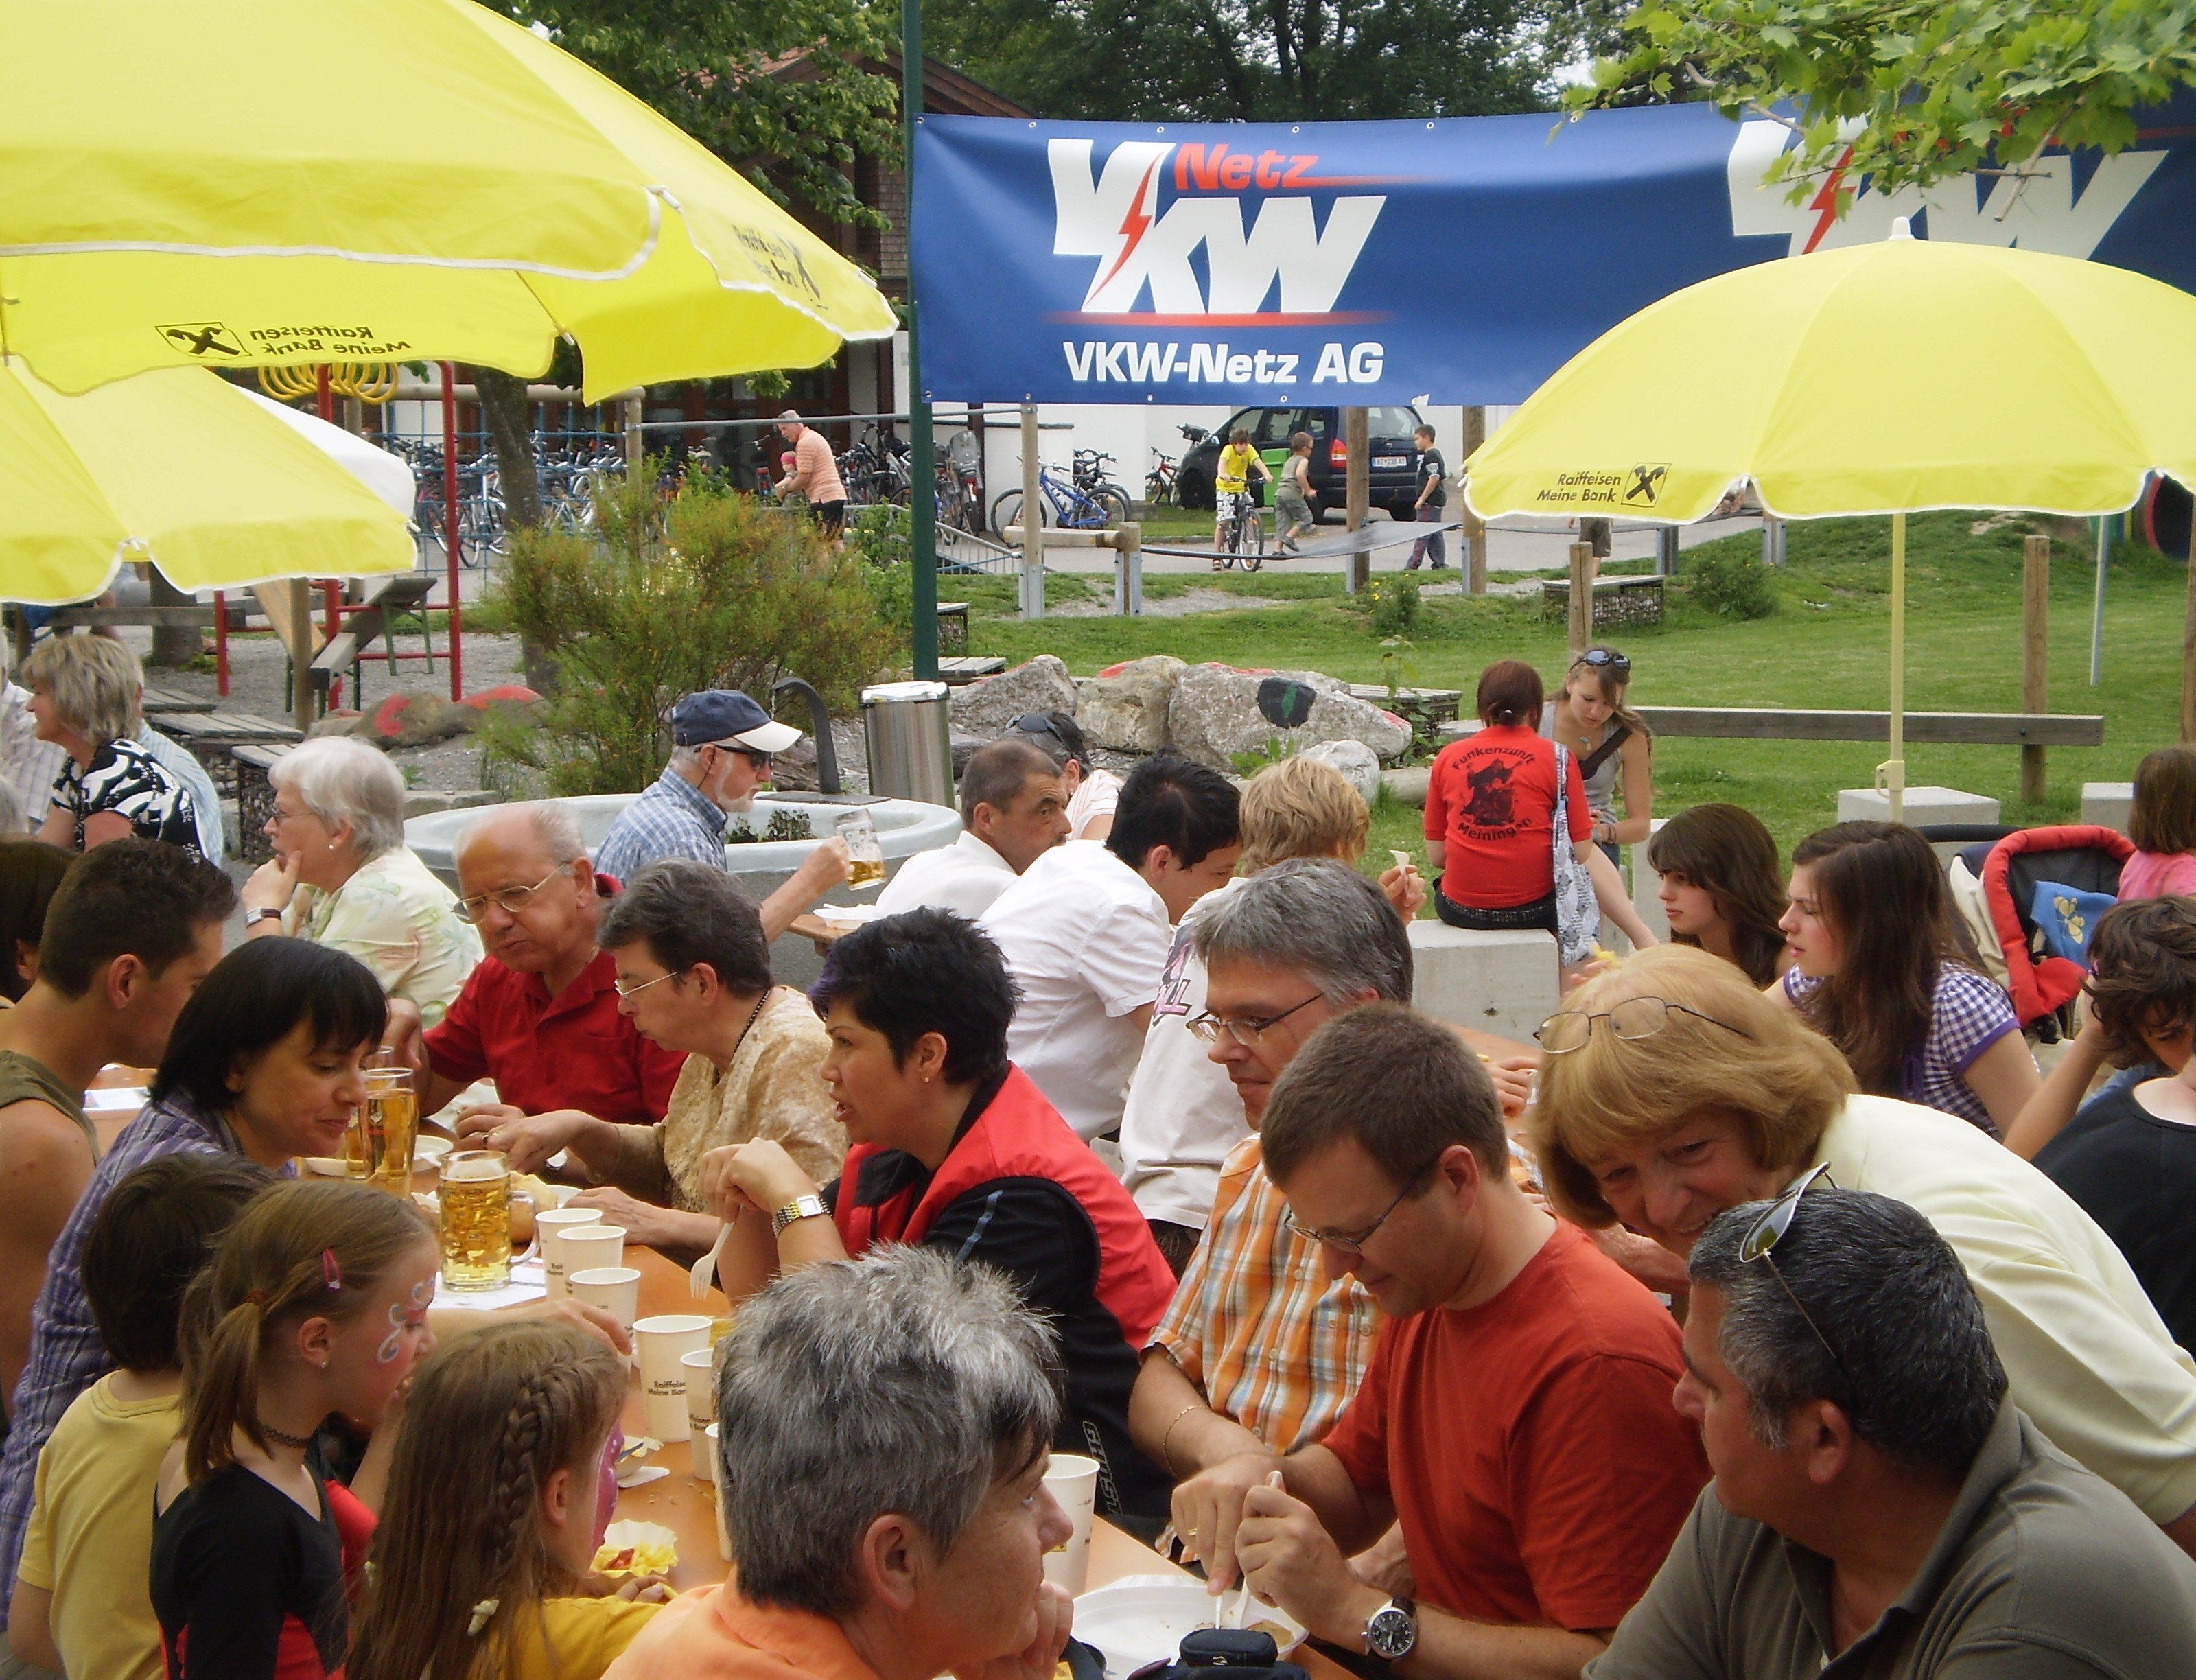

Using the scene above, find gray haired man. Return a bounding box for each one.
[603,1245,1075,1679]
[1592,1186,2196,1680]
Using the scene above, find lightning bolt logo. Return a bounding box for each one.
[1803,146,1854,253]
[1091,156,1162,296]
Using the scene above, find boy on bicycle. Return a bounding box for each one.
[1212,426,1271,570]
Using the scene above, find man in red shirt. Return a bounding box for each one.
[1174,1003,1706,1680]
[390,803,683,1167]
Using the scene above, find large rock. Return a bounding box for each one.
[948,655,1079,736]
[1301,740,1382,807]
[1166,664,1413,770]
[1079,656,1186,754]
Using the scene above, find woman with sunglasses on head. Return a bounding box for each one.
[1645,803,1790,986]
[1526,942,2196,1562]
[1008,711,1121,840]
[1771,820,2037,1135]
[1539,646,1653,863]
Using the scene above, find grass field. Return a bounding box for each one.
[950,511,2184,859]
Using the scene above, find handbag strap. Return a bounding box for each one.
[1577,722,1631,780]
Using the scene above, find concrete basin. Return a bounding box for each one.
[404,792,962,987]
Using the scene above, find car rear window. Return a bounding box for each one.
[1368,408,1421,441]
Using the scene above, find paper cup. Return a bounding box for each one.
[1042,1453,1099,1596]
[536,1206,605,1298]
[557,1223,627,1286]
[568,1265,642,1335]
[633,1313,712,1442]
[706,1423,732,1561]
[681,1346,718,1469]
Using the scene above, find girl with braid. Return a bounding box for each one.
[152,1182,438,1680]
[347,1322,668,1680]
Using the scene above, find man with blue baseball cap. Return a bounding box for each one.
[596,689,848,937]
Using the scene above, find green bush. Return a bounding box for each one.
[487,465,897,796]
[1686,545,1779,620]
[1364,574,1421,638]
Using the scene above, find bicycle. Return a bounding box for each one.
[1215,489,1266,572]
[990,464,1128,540]
[1145,450,1180,508]
[1071,448,1133,508]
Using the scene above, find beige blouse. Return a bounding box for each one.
[655,986,843,1209]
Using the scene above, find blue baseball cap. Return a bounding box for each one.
[670,690,802,753]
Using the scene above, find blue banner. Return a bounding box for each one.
[911,102,2196,407]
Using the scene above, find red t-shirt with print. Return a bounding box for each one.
[1319,1222,1708,1633]
[1423,725,1590,908]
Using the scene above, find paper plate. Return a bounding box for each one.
[815,903,888,928]
[414,1136,453,1167]
[1071,1576,1303,1680]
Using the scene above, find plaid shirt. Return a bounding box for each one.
[0,684,67,828]
[0,1091,256,1626]
[594,765,728,883]
[1150,1136,1379,1456]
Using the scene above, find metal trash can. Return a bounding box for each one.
[861,681,954,809]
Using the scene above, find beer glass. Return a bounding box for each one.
[836,809,885,891]
[363,1069,419,1193]
[439,1150,513,1290]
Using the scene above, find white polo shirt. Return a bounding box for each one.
[979,841,1173,1141]
[1119,879,1251,1230]
[876,830,1018,922]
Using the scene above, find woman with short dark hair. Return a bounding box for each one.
[699,908,1177,1518]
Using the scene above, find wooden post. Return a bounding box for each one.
[1461,405,1488,595]
[288,578,314,736]
[1019,404,1045,620]
[2022,533,2050,802]
[622,393,644,473]
[1114,522,1143,616]
[1568,542,1593,657]
[1344,407,1370,596]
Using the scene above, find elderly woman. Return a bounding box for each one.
[468,858,840,1262]
[22,638,200,854]
[1528,942,2196,1559]
[239,736,481,1026]
[603,1246,1073,1680]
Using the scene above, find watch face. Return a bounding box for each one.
[1368,1607,1414,1660]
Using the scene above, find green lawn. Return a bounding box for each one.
[957,513,2182,854]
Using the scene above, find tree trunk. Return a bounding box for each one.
[471,366,558,693]
[147,568,203,667]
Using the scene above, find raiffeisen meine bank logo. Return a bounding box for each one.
[1047,137,1401,388]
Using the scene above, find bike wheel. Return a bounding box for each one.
[990,489,1032,540]
[1241,510,1266,572]
[1094,487,1131,528]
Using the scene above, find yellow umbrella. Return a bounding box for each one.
[1,359,412,604]
[0,0,898,399]
[1464,224,2196,814]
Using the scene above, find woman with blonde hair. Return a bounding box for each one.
[1527,942,2196,1560]
[239,736,481,1026]
[1539,645,1652,856]
[22,638,200,854]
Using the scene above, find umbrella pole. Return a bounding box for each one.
[2090,516,2107,686]
[1886,511,1907,824]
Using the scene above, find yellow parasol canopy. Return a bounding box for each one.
[0,0,899,399]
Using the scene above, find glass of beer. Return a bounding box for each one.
[836,809,885,891]
[362,1069,419,1194]
[439,1150,513,1291]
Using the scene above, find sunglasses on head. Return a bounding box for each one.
[1738,1162,1849,1376]
[1575,649,1631,677]
[1010,712,1067,744]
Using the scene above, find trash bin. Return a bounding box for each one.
[861,681,954,810]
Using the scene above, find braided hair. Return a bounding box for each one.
[347,1322,627,1680]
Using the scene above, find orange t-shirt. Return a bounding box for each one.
[1319,1223,1708,1633]
[1422,725,1590,908]
[792,430,847,506]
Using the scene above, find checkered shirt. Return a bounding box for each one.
[1783,962,2020,1133]
[593,765,729,882]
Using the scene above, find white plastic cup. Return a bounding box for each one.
[568,1265,642,1335]
[633,1313,712,1442]
[536,1206,605,1298]
[681,1346,718,1471]
[1042,1453,1099,1596]
[706,1422,732,1561]
[557,1223,627,1286]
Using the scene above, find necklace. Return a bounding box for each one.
[258,1418,318,1451]
[724,990,769,1069]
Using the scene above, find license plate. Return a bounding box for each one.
[1373,455,1408,468]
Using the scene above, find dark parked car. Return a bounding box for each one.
[1174,404,1425,520]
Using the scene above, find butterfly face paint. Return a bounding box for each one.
[377,1282,435,1365]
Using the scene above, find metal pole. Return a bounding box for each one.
[2022,532,2049,804]
[901,5,939,680]
[2090,515,2108,686]
[1020,404,1044,620]
[441,362,465,701]
[1885,512,1907,821]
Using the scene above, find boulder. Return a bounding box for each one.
[1381,765,1431,808]
[1079,656,1185,754]
[1166,664,1414,771]
[360,686,545,749]
[948,655,1080,736]
[1301,740,1382,807]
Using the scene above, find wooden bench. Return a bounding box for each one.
[938,655,1005,686]
[152,711,304,791]
[1440,706,2103,749]
[936,600,970,655]
[1539,575,1665,631]
[231,743,295,863]
[1348,684,1462,754]
[138,684,201,716]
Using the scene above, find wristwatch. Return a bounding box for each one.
[244,907,284,929]
[771,1193,828,1237]
[1364,1598,1416,1664]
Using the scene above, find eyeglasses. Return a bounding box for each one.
[708,741,771,770]
[454,864,572,924]
[1739,1162,1849,1375]
[1010,712,1066,742]
[612,967,686,999]
[1536,996,1755,1055]
[1283,1168,1432,1257]
[1186,992,1322,1048]
[1574,648,1631,676]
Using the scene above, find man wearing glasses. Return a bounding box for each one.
[1173,1004,1707,1680]
[595,690,851,937]
[1593,1187,2196,1678]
